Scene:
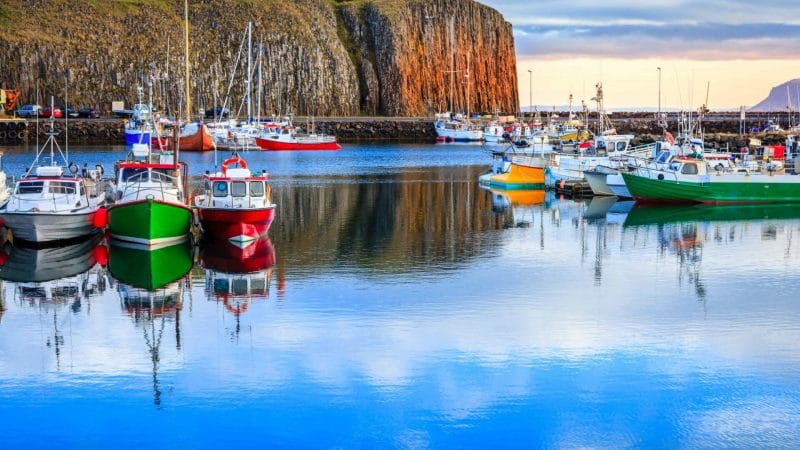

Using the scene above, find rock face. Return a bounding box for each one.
[750,79,800,112]
[0,0,518,117]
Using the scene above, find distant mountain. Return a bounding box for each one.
[749,79,800,112]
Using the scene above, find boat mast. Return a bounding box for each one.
[465,52,470,121]
[449,15,454,114]
[183,0,191,123]
[246,21,252,124]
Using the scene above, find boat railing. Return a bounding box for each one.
[120,171,181,202]
[630,162,681,183]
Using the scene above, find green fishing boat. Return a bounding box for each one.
[107,146,192,246]
[108,238,193,290]
[621,157,800,203]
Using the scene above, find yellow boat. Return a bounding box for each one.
[488,155,546,189]
[489,188,546,206]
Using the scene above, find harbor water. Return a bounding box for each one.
[1,143,800,447]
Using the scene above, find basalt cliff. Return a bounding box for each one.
[0,0,518,116]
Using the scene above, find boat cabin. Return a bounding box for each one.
[114,144,185,202]
[9,166,97,213]
[197,158,272,210]
[667,158,708,176]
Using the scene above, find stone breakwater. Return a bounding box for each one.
[10,114,794,146]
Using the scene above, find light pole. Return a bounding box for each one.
[528,68,533,121]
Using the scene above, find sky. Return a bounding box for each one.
[480,0,800,110]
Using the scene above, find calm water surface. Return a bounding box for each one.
[1,143,800,448]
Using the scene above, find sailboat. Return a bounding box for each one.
[433,17,483,143]
[176,0,214,152]
[0,98,110,244]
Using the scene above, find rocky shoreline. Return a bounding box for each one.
[1,114,794,147]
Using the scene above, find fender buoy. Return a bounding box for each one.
[221,157,247,175]
[92,207,108,228]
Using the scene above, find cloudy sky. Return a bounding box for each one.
[480,0,800,109]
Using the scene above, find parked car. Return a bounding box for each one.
[205,106,230,119]
[40,107,63,118]
[63,107,79,118]
[15,104,41,118]
[78,107,100,118]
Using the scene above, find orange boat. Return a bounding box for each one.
[178,122,214,152]
[151,122,215,152]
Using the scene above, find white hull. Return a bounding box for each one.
[606,173,631,198]
[1,210,98,243]
[435,124,483,141]
[584,171,614,196]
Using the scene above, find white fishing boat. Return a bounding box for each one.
[0,101,110,244]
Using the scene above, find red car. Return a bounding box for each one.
[40,107,63,118]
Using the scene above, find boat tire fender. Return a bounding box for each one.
[657,174,664,180]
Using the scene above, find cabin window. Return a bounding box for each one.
[121,168,148,182]
[669,162,681,172]
[251,278,267,294]
[616,141,627,152]
[80,184,86,196]
[17,181,44,194]
[48,181,77,195]
[249,181,264,197]
[681,164,699,175]
[152,169,176,183]
[213,181,229,197]
[231,181,247,197]
[656,151,670,164]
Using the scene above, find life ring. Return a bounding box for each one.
[68,162,79,175]
[221,157,247,175]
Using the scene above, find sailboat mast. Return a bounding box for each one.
[247,21,252,123]
[449,15,454,113]
[183,0,191,123]
[465,52,470,120]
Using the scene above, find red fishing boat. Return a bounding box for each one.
[254,126,341,151]
[194,155,276,246]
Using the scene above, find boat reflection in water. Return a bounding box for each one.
[0,234,109,368]
[108,238,193,407]
[487,188,549,228]
[201,237,276,337]
[621,202,800,302]
[0,233,109,311]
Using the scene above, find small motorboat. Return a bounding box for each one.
[194,154,277,247]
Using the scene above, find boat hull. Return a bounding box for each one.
[179,125,215,152]
[621,172,800,204]
[607,173,631,198]
[489,162,545,189]
[125,129,151,146]
[107,198,192,246]
[255,137,341,151]
[1,210,99,244]
[197,207,276,245]
[583,171,614,196]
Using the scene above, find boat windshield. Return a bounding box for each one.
[151,169,178,184]
[48,181,77,194]
[121,168,149,182]
[655,150,671,164]
[249,181,264,196]
[231,181,247,197]
[16,181,44,194]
